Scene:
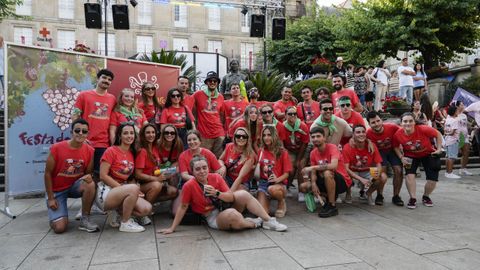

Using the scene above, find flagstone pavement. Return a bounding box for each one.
[1,169,480,270]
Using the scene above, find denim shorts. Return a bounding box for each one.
[225,175,250,190]
[46,179,83,222]
[258,179,272,196]
[380,150,402,167]
[446,142,459,159]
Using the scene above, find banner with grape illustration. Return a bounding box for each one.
[6,44,105,195]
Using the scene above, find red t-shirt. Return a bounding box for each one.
[331,89,360,112]
[336,111,364,145]
[221,143,256,183]
[178,148,222,175]
[138,102,157,121]
[259,121,287,141]
[281,121,310,152]
[392,125,439,158]
[310,143,352,187]
[250,100,270,109]
[181,173,229,215]
[223,99,248,134]
[158,146,180,165]
[135,147,161,176]
[366,123,400,152]
[74,90,116,148]
[257,148,292,184]
[297,101,321,128]
[342,143,382,172]
[101,146,135,183]
[183,94,195,111]
[160,106,195,129]
[193,91,225,138]
[50,141,94,192]
[273,99,297,122]
[109,111,147,130]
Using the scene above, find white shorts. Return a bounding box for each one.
[204,209,219,229]
[95,182,111,211]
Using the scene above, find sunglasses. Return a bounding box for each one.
[340,103,351,108]
[322,107,334,111]
[171,94,182,98]
[287,112,297,116]
[235,134,248,140]
[206,79,218,84]
[73,128,88,135]
[261,110,273,115]
[144,87,156,91]
[163,131,176,136]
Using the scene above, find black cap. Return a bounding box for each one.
[204,71,220,83]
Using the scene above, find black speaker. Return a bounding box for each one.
[272,18,286,40]
[112,4,129,30]
[84,3,102,29]
[250,14,265,38]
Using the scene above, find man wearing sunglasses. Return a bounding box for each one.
[193,71,225,158]
[310,98,352,147]
[335,96,365,144]
[331,74,363,113]
[44,119,99,234]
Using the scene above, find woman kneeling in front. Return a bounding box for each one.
[159,155,287,234]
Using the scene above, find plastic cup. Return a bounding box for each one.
[369,167,379,180]
[403,157,413,169]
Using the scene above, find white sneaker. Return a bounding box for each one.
[107,210,121,228]
[445,172,461,179]
[367,194,375,206]
[245,217,263,228]
[459,169,473,176]
[138,216,152,226]
[119,218,145,233]
[297,192,305,203]
[262,217,287,232]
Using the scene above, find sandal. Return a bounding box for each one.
[275,200,287,218]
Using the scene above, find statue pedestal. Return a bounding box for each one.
[427,78,450,106]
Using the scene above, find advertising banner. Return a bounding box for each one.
[452,87,480,118]
[5,44,180,196]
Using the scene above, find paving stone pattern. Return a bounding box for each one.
[1,171,480,269]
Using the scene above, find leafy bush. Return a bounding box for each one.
[459,75,480,96]
[249,71,289,102]
[292,78,333,101]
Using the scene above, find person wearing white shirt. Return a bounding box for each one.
[372,60,391,111]
[397,58,416,105]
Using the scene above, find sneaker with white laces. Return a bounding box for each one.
[262,217,287,232]
[138,216,152,226]
[78,216,99,233]
[445,172,461,179]
[107,210,121,228]
[459,168,473,176]
[297,192,305,203]
[119,218,145,233]
[245,217,263,228]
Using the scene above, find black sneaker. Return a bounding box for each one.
[407,198,417,209]
[318,203,338,218]
[422,195,434,207]
[375,194,384,205]
[392,195,404,206]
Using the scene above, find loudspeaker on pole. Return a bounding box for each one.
[250,14,265,38]
[112,4,130,30]
[272,18,286,40]
[84,3,102,29]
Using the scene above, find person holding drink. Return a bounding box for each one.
[342,125,387,206]
[393,112,444,209]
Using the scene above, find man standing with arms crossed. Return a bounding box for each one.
[397,58,416,105]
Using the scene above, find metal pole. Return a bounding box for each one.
[263,5,267,71]
[104,0,108,56]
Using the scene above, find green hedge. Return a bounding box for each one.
[459,75,480,96]
[292,78,334,101]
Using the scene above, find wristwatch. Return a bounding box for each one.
[215,190,221,197]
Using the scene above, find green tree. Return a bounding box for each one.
[335,0,480,69]
[0,0,23,22]
[267,6,339,76]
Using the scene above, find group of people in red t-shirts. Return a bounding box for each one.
[44,70,444,235]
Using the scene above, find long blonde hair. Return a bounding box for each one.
[260,125,283,159]
[233,127,255,160]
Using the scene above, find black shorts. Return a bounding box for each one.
[405,155,441,181]
[315,171,348,196]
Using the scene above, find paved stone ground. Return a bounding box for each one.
[1,170,480,270]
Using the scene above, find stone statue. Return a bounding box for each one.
[220,59,247,97]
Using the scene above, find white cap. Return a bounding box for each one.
[336,56,343,62]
